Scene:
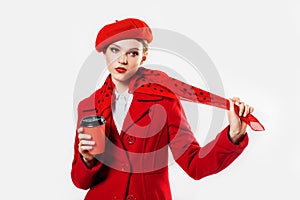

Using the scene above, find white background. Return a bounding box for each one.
[0,0,299,199]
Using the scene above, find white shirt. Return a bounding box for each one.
[112,89,133,134]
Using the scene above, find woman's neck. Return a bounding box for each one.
[113,79,130,94]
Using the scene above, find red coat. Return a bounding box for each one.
[71,87,248,200]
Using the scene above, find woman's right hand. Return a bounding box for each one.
[77,127,95,166]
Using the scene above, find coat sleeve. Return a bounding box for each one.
[167,98,248,180]
[70,99,103,190]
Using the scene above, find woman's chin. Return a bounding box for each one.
[112,75,131,85]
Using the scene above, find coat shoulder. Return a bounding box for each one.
[77,88,101,111]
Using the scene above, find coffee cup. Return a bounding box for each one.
[80,115,106,155]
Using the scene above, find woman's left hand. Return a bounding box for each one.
[227,97,254,144]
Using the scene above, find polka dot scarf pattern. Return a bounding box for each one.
[96,67,265,131]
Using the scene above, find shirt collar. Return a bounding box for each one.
[114,88,131,100]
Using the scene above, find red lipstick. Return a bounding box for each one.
[115,67,127,73]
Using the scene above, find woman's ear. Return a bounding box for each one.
[140,51,148,64]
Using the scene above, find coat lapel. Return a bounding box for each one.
[120,92,164,137]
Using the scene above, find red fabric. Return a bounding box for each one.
[128,67,265,131]
[71,69,250,199]
[95,18,153,52]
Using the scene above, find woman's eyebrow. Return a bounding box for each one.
[128,47,142,51]
[110,44,121,48]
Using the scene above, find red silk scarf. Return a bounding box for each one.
[98,67,264,131]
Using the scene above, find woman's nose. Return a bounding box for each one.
[118,53,128,64]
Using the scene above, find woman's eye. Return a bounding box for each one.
[110,47,119,53]
[128,51,139,57]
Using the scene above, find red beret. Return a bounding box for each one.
[95,18,153,52]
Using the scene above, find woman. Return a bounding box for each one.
[71,18,256,200]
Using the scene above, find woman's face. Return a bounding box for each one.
[104,39,147,86]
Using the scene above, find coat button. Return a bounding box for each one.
[126,135,136,145]
[127,195,136,200]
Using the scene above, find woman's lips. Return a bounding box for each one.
[115,67,127,73]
